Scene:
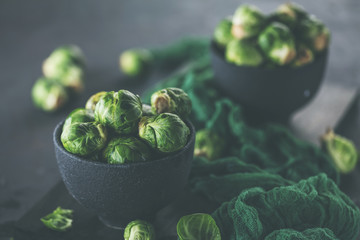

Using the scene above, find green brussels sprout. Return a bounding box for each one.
[297,15,330,53]
[225,39,263,66]
[31,77,69,112]
[42,45,85,93]
[124,220,156,240]
[258,22,297,65]
[142,104,154,116]
[277,2,307,22]
[213,18,234,48]
[119,48,153,77]
[321,128,358,174]
[231,5,266,39]
[150,87,192,118]
[61,122,107,156]
[194,129,225,161]
[292,44,314,67]
[103,137,152,164]
[94,90,143,134]
[85,91,107,111]
[63,108,95,130]
[40,207,73,232]
[177,213,221,240]
[139,113,190,153]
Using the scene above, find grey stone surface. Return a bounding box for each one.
[0,0,359,225]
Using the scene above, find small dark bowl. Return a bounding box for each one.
[210,41,328,122]
[53,120,195,229]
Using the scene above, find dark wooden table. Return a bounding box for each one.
[0,0,359,239]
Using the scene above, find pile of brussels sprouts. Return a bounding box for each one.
[213,2,330,67]
[60,87,192,164]
[32,45,86,112]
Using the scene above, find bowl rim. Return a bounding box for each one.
[53,118,196,168]
[210,39,328,72]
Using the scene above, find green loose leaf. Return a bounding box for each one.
[94,90,143,134]
[61,122,107,156]
[321,128,358,174]
[40,207,73,232]
[150,87,192,118]
[139,113,190,153]
[103,136,152,164]
[177,213,221,240]
[124,220,155,240]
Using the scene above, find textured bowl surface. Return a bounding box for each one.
[210,41,328,122]
[53,120,195,228]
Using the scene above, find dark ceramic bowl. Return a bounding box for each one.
[53,120,195,229]
[210,41,328,122]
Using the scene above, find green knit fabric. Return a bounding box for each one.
[212,174,360,240]
[264,228,338,240]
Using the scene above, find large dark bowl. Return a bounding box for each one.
[210,41,328,122]
[53,120,195,229]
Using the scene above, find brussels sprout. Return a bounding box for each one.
[297,15,330,53]
[194,129,225,161]
[124,220,155,240]
[63,108,95,130]
[31,77,69,112]
[258,22,296,65]
[231,5,266,39]
[40,207,73,232]
[139,113,190,153]
[42,45,85,93]
[177,213,221,240]
[94,90,143,134]
[85,91,107,111]
[61,122,107,156]
[277,2,307,22]
[142,104,154,116]
[292,44,314,67]
[150,87,192,118]
[225,39,263,66]
[321,128,358,174]
[213,18,234,48]
[103,137,152,164]
[119,49,153,77]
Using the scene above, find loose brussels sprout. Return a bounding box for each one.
[225,39,263,66]
[177,213,221,240]
[213,18,234,48]
[142,104,154,116]
[103,137,152,164]
[150,87,192,118]
[139,113,190,153]
[321,128,358,174]
[119,48,153,77]
[61,122,107,156]
[63,108,95,130]
[297,15,330,53]
[124,220,156,240]
[85,91,107,111]
[42,45,85,93]
[31,77,69,112]
[94,90,143,134]
[258,22,296,65]
[231,5,266,39]
[292,44,314,67]
[194,129,225,161]
[40,207,73,232]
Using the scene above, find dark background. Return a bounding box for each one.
[0,0,359,230]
